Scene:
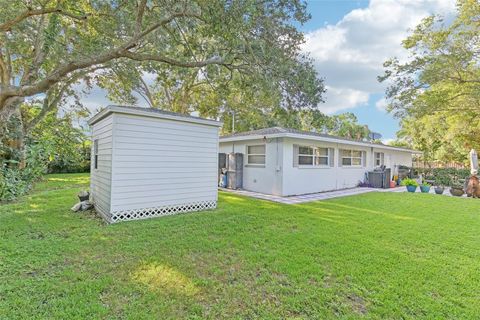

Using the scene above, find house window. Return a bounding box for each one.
[93,139,99,169]
[375,152,384,166]
[247,144,266,165]
[341,149,363,166]
[298,146,329,166]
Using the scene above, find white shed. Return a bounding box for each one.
[88,105,222,223]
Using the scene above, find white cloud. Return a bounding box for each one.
[319,86,369,114]
[303,0,456,113]
[375,97,387,111]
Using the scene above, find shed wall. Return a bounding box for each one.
[110,113,219,218]
[90,115,113,219]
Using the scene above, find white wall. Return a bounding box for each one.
[219,138,283,195]
[90,115,113,218]
[282,138,370,196]
[110,113,219,212]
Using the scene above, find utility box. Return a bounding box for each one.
[218,153,227,179]
[227,153,243,189]
[368,168,391,189]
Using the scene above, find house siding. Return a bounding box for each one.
[219,138,283,195]
[110,113,219,213]
[219,136,414,197]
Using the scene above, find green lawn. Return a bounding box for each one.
[1,173,480,319]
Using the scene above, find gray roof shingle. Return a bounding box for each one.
[221,126,416,152]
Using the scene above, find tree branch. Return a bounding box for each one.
[122,51,226,68]
[135,0,148,36]
[0,7,87,32]
[1,10,206,101]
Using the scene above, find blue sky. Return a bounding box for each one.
[298,0,455,141]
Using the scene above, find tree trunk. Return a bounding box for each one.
[0,96,26,168]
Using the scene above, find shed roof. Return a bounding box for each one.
[88,105,222,127]
[220,126,420,153]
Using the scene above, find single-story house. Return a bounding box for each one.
[219,127,419,196]
[88,105,222,223]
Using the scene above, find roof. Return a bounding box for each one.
[220,126,420,153]
[88,105,222,127]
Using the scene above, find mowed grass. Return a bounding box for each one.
[1,173,480,319]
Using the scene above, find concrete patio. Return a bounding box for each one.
[220,186,467,204]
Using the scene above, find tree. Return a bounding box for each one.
[0,0,324,165]
[379,0,480,162]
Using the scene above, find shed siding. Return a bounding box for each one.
[110,113,219,212]
[90,115,113,217]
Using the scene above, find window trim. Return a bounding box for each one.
[298,145,330,167]
[93,139,99,170]
[341,149,363,167]
[246,144,266,166]
[374,152,384,167]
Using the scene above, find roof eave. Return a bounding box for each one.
[88,106,223,127]
[220,132,421,153]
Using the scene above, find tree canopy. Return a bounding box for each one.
[379,0,480,162]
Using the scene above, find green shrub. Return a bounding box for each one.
[401,178,419,187]
[0,143,51,201]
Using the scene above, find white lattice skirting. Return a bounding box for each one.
[107,200,217,223]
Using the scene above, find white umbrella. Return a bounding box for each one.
[470,149,478,175]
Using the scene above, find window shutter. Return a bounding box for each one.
[329,148,335,167]
[338,149,343,167]
[293,144,299,167]
[362,151,367,167]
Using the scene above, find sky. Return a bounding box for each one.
[78,0,457,141]
[299,0,456,141]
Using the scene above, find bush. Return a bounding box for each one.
[401,178,419,187]
[0,143,51,201]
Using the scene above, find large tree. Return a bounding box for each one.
[379,0,480,162]
[0,0,324,165]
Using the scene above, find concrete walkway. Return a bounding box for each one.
[220,186,467,204]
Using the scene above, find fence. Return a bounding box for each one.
[413,160,466,169]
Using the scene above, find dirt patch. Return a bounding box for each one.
[346,292,368,315]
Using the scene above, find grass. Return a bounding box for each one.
[1,173,480,319]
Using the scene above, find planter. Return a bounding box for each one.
[420,185,431,193]
[434,186,444,195]
[406,185,417,193]
[449,187,464,197]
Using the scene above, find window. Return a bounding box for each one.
[247,144,266,165]
[374,152,384,167]
[298,146,329,166]
[93,139,99,169]
[341,149,363,166]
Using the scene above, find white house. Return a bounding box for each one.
[219,127,418,196]
[88,105,222,223]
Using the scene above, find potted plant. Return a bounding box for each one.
[434,176,448,195]
[449,174,464,197]
[450,184,465,197]
[401,178,418,193]
[420,182,431,193]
